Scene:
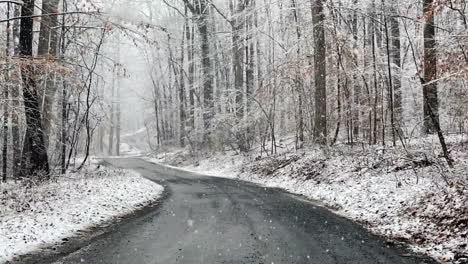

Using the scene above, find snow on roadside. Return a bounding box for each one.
[242,158,467,263]
[0,167,163,263]
[146,139,468,263]
[144,154,241,178]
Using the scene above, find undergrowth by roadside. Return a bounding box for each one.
[151,136,468,263]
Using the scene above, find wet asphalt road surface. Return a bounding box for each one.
[54,158,435,264]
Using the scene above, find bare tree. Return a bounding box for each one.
[181,0,214,142]
[312,0,327,145]
[422,0,440,134]
[38,0,61,147]
[19,0,50,177]
[2,2,12,182]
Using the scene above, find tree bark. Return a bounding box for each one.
[312,0,327,145]
[422,0,439,134]
[384,9,396,146]
[179,20,187,147]
[232,0,245,118]
[19,0,50,177]
[11,3,21,178]
[186,18,195,130]
[108,66,116,155]
[116,44,121,156]
[38,0,61,148]
[198,3,214,137]
[246,2,255,111]
[2,3,11,182]
[352,0,360,140]
[182,0,214,141]
[390,6,402,128]
[291,0,304,147]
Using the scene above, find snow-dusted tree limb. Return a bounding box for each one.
[0,11,100,23]
[0,0,23,5]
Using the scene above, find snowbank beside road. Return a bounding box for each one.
[0,167,163,263]
[147,139,468,263]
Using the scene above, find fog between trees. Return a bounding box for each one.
[0,0,467,180]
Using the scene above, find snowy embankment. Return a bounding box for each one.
[147,136,468,263]
[0,165,163,263]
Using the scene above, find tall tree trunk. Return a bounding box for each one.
[312,0,327,145]
[116,42,121,156]
[255,4,262,94]
[420,0,452,165]
[370,3,379,145]
[246,2,255,112]
[19,0,50,177]
[352,0,360,140]
[384,8,397,146]
[38,0,61,148]
[179,20,187,147]
[116,71,121,156]
[2,3,11,182]
[108,66,116,155]
[198,6,214,139]
[38,0,60,56]
[183,0,214,141]
[390,7,402,129]
[11,4,21,178]
[232,0,245,118]
[60,0,68,174]
[245,0,255,150]
[151,80,162,145]
[422,0,439,134]
[186,19,195,130]
[291,0,304,147]
[61,79,67,174]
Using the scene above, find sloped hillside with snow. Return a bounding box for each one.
[147,136,468,263]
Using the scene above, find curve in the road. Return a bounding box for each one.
[52,158,435,264]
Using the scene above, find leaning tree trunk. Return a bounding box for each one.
[312,0,327,145]
[384,7,397,146]
[19,0,50,177]
[420,0,452,165]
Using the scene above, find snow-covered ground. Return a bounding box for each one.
[146,136,468,263]
[0,165,163,263]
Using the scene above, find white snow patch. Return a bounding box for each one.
[0,167,163,263]
[144,154,240,178]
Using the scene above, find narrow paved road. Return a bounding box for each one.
[55,158,434,264]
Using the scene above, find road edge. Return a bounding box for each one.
[143,159,440,264]
[6,162,169,264]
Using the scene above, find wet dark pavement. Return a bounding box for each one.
[53,158,435,264]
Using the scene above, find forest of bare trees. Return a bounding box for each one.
[0,0,467,181]
[142,0,466,160]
